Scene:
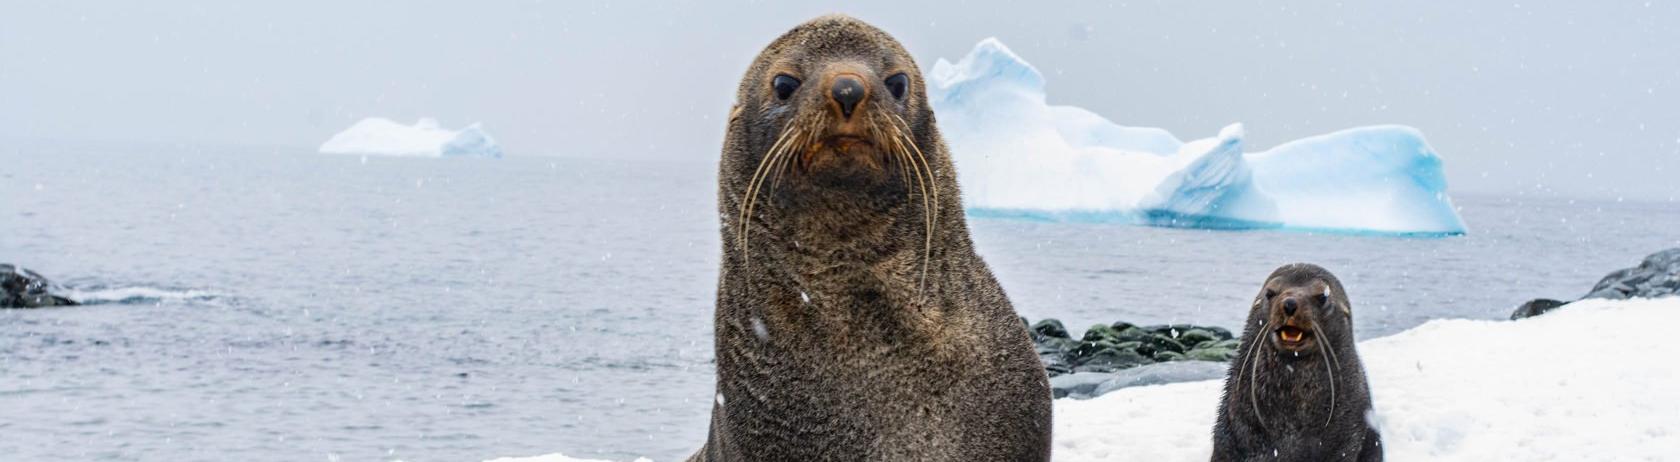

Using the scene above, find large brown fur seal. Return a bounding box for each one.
[1212,263,1382,461]
[690,14,1052,461]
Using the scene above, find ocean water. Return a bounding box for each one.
[3,146,1676,461]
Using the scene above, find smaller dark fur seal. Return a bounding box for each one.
[1212,263,1381,461]
[1,264,79,308]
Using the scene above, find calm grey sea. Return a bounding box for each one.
[3,146,1676,461]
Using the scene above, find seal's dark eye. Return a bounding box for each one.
[772,75,800,100]
[884,73,909,99]
[1313,292,1330,308]
[1265,289,1278,299]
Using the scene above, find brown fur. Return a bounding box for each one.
[690,15,1051,461]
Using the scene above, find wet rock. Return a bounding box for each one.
[1027,316,1238,378]
[1583,248,1680,300]
[1073,348,1153,373]
[1151,351,1187,362]
[1031,319,1070,340]
[1176,328,1219,348]
[1187,346,1238,362]
[1143,334,1188,354]
[1,264,79,308]
[1515,248,1680,319]
[1509,298,1568,320]
[1081,324,1123,343]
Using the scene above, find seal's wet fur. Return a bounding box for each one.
[1212,263,1382,461]
[690,15,1051,462]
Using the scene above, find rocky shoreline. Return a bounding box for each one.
[1022,317,1241,398]
[1035,247,1680,400]
[1511,247,1680,320]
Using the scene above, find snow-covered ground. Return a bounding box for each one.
[492,297,1679,461]
[929,39,1466,235]
[484,455,652,462]
[1055,297,1680,461]
[319,117,503,158]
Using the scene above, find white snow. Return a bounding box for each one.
[319,117,503,158]
[483,454,650,462]
[488,297,1680,461]
[929,38,1466,235]
[1053,297,1680,461]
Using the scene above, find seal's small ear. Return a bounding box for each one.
[728,104,743,123]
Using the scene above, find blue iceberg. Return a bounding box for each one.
[319,118,503,158]
[928,38,1466,235]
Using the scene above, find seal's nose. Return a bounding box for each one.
[1283,298,1299,316]
[830,76,866,119]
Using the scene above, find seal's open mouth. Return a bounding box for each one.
[1276,325,1311,348]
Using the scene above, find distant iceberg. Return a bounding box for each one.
[319,117,503,158]
[929,38,1466,235]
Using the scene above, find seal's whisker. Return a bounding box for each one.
[1310,316,1340,428]
[1241,322,1270,433]
[739,118,801,255]
[875,116,915,198]
[889,114,936,300]
[870,116,913,194]
[888,121,914,193]
[879,118,932,297]
[768,113,809,193]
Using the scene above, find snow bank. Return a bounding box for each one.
[488,297,1678,461]
[929,39,1466,235]
[1054,297,1680,461]
[483,454,650,462]
[318,117,503,158]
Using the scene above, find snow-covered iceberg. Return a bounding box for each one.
[319,117,503,158]
[929,39,1466,235]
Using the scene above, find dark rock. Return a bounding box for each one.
[1143,333,1188,354]
[1205,326,1235,340]
[1152,351,1187,362]
[1,264,79,309]
[1040,354,1074,376]
[1187,347,1238,362]
[1125,340,1154,357]
[1207,338,1242,350]
[1068,340,1117,360]
[1114,326,1151,342]
[1176,328,1219,347]
[1049,372,1119,399]
[1035,337,1080,355]
[1031,319,1070,340]
[1074,347,1153,372]
[1509,298,1568,320]
[1584,287,1628,300]
[1080,323,1121,343]
[1024,317,1242,379]
[1582,248,1680,301]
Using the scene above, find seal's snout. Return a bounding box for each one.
[1282,297,1299,316]
[830,75,867,119]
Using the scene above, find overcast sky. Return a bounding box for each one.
[3,1,1676,200]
